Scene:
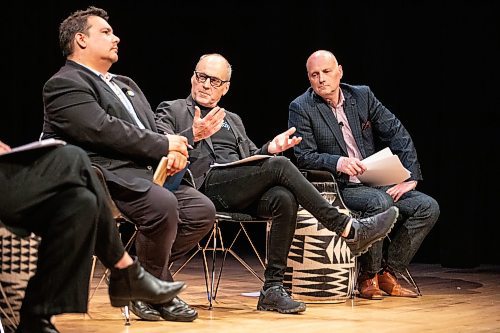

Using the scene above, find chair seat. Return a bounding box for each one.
[216,212,264,222]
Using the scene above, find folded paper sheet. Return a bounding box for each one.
[0,139,66,156]
[210,154,271,168]
[357,148,411,186]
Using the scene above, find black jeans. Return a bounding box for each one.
[202,156,351,287]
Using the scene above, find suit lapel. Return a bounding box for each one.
[112,80,154,131]
[317,102,348,155]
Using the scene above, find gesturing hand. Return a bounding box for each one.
[0,140,11,154]
[267,127,302,154]
[166,134,189,157]
[337,157,366,176]
[193,106,226,142]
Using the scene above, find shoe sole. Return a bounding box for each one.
[110,284,187,307]
[159,312,198,322]
[352,207,399,257]
[257,304,306,314]
[357,294,384,300]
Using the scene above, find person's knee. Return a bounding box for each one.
[266,155,293,171]
[53,144,89,164]
[418,196,440,224]
[267,186,298,216]
[193,195,216,230]
[56,187,98,230]
[139,190,179,231]
[366,191,393,213]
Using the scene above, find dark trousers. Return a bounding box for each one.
[202,156,351,287]
[0,145,125,316]
[341,183,440,274]
[112,183,215,282]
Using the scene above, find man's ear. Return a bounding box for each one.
[75,32,87,49]
[221,82,230,96]
[338,64,343,79]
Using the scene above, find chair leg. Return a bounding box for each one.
[0,314,5,333]
[399,268,422,296]
[219,223,265,282]
[122,305,131,326]
[88,256,97,302]
[208,221,218,309]
[0,281,19,329]
[171,245,201,278]
[384,235,421,296]
[89,268,110,302]
[200,224,216,305]
[349,256,360,304]
[240,223,266,269]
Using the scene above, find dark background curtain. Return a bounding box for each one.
[2,0,498,267]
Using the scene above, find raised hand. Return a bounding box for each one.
[193,106,226,142]
[0,140,11,154]
[268,127,302,154]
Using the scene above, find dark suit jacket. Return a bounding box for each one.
[42,60,170,192]
[288,84,422,185]
[156,95,270,189]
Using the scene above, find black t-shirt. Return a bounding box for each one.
[198,104,239,164]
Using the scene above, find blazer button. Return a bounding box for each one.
[147,165,153,171]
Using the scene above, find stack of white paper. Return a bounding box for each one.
[0,138,66,156]
[210,154,271,168]
[357,147,411,186]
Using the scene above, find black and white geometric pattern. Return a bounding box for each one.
[0,227,39,331]
[284,206,355,303]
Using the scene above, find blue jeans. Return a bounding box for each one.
[202,156,351,286]
[341,183,440,274]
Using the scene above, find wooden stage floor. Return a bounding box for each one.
[53,257,499,333]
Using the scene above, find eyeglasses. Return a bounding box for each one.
[194,71,229,88]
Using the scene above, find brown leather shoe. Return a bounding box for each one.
[358,274,383,300]
[378,271,418,297]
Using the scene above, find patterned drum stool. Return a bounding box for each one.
[284,183,356,303]
[0,226,39,332]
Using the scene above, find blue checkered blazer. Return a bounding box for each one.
[288,84,422,185]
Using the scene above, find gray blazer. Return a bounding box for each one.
[288,84,422,185]
[156,95,270,188]
[42,60,170,192]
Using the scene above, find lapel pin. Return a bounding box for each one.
[126,90,135,97]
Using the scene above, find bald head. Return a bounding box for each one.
[306,50,338,73]
[195,53,232,81]
[306,50,343,104]
[191,53,232,108]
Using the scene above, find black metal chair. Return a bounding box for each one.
[172,212,271,309]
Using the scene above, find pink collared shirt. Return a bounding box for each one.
[331,91,362,183]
